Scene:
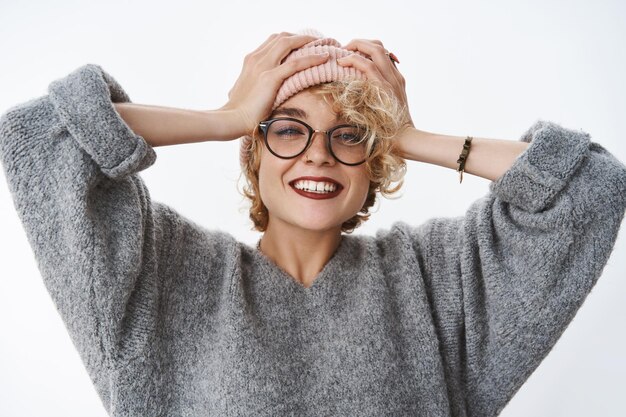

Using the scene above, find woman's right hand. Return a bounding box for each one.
[218,32,330,139]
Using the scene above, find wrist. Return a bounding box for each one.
[202,108,251,141]
[394,126,429,161]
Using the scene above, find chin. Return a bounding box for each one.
[291,217,343,233]
[268,211,345,233]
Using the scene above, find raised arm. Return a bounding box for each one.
[0,64,174,408]
[401,119,626,416]
[112,103,244,147]
[338,37,626,415]
[337,38,530,183]
[395,126,531,182]
[0,33,337,411]
[111,33,334,148]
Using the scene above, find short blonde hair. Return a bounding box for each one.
[239,80,408,233]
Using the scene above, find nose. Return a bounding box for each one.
[303,130,335,166]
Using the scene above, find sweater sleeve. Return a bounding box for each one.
[405,120,626,416]
[0,64,176,403]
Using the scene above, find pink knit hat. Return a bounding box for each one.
[239,29,369,169]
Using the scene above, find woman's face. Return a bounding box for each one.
[258,90,371,233]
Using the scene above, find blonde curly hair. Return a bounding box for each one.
[239,79,409,233]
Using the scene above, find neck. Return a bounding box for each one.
[259,219,343,288]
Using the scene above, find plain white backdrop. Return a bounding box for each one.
[1,0,624,416]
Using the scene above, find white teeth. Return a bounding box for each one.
[293,179,338,193]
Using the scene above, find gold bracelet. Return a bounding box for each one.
[456,136,473,183]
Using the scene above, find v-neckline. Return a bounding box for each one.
[252,235,350,293]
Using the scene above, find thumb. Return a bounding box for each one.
[274,52,330,80]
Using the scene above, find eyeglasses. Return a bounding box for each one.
[258,117,373,166]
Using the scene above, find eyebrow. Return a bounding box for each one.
[270,107,307,119]
[270,107,341,121]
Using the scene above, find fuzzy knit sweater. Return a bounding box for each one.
[1,64,625,417]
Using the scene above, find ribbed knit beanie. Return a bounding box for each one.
[239,29,369,169]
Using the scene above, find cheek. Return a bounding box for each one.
[257,153,286,209]
[351,172,372,209]
[356,182,371,208]
[257,158,271,207]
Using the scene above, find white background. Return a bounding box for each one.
[1,0,625,416]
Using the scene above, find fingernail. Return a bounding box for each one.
[320,52,329,57]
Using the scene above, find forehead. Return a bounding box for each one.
[271,90,341,121]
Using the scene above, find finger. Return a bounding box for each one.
[343,39,402,75]
[247,32,285,56]
[343,38,384,50]
[247,33,319,72]
[252,31,298,55]
[342,39,394,69]
[265,34,322,65]
[272,52,330,84]
[336,53,387,84]
[341,39,403,87]
[337,52,410,120]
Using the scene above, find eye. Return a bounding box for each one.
[339,133,360,142]
[269,120,308,139]
[276,127,305,136]
[332,127,365,145]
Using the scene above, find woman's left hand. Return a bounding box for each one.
[338,39,415,137]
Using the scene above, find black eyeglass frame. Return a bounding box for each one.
[258,117,374,166]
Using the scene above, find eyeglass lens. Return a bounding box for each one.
[265,119,367,164]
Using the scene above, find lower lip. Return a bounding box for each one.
[290,185,343,200]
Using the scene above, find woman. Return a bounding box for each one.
[0,30,624,416]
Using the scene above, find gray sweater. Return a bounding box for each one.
[1,64,625,417]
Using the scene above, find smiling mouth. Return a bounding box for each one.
[289,178,344,200]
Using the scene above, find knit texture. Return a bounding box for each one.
[273,34,368,109]
[1,64,625,417]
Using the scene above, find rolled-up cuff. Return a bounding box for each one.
[48,63,156,180]
[488,120,590,212]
